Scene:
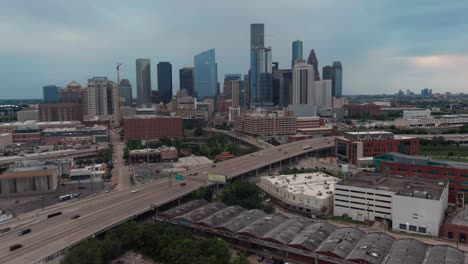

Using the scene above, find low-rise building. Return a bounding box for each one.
[128,147,178,164]
[38,103,84,122]
[441,208,468,243]
[12,125,42,145]
[335,131,419,166]
[334,174,448,237]
[41,125,108,145]
[402,109,431,119]
[17,109,39,122]
[0,133,12,149]
[234,111,296,137]
[123,115,183,140]
[259,172,339,216]
[0,165,59,195]
[395,114,468,128]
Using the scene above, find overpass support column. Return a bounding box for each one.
[255,169,258,176]
[269,164,272,171]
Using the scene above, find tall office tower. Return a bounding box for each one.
[250,23,273,107]
[332,61,343,97]
[224,74,242,108]
[243,74,250,108]
[273,69,293,107]
[60,81,87,115]
[292,61,315,104]
[136,58,151,107]
[87,77,120,125]
[322,65,333,80]
[119,79,133,106]
[179,67,194,97]
[292,40,303,67]
[250,23,264,48]
[157,62,173,104]
[306,49,320,81]
[272,62,279,71]
[313,80,332,108]
[43,85,60,103]
[194,49,217,100]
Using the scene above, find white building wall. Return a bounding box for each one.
[313,80,332,108]
[391,184,448,237]
[292,62,315,105]
[17,110,39,122]
[402,109,431,119]
[0,133,13,149]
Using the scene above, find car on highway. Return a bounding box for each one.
[71,214,80,220]
[9,244,22,251]
[131,189,139,193]
[18,228,31,236]
[180,182,187,186]
[105,188,112,193]
[0,227,11,234]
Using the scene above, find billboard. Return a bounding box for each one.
[208,173,226,183]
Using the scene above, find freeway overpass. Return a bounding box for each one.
[204,128,274,150]
[0,137,334,264]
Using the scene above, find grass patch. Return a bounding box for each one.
[419,144,468,159]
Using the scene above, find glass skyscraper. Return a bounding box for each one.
[250,23,272,107]
[179,67,194,97]
[194,49,217,100]
[157,62,173,104]
[307,49,320,81]
[119,79,133,106]
[136,58,151,107]
[43,85,60,103]
[292,40,303,67]
[333,61,343,97]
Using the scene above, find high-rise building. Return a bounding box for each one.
[43,85,60,104]
[314,80,332,108]
[273,69,293,107]
[250,23,264,49]
[87,77,120,125]
[119,79,133,106]
[306,50,320,81]
[224,74,242,108]
[292,40,303,67]
[292,61,315,105]
[243,74,249,108]
[332,61,343,97]
[194,49,217,100]
[157,62,173,104]
[136,58,151,107]
[272,62,279,71]
[322,65,333,80]
[179,67,194,97]
[250,24,273,107]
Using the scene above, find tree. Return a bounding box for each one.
[61,238,102,264]
[219,182,263,210]
[232,255,250,264]
[194,127,205,137]
[192,187,214,201]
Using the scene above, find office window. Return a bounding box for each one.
[428,170,439,175]
[409,225,417,232]
[461,181,468,186]
[399,224,407,230]
[445,172,455,177]
[413,168,423,173]
[418,227,427,233]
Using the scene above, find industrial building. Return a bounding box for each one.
[157,200,467,264]
[0,164,59,195]
[17,109,39,122]
[374,153,468,203]
[334,174,449,237]
[259,172,339,217]
[123,115,183,140]
[41,125,108,145]
[335,131,419,165]
[442,208,468,244]
[395,114,468,128]
[128,147,178,164]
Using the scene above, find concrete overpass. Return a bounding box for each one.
[205,128,274,150]
[0,137,334,264]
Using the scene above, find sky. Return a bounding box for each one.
[0,0,467,99]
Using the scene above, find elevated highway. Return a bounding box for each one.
[204,128,274,150]
[0,137,334,264]
[398,133,468,144]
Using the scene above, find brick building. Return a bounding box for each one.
[441,209,468,243]
[374,152,468,203]
[123,115,183,140]
[38,103,83,122]
[335,131,419,165]
[128,147,178,164]
[343,103,382,117]
[234,112,296,137]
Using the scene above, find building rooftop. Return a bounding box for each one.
[124,115,180,119]
[262,172,339,199]
[197,206,245,228]
[217,209,267,233]
[385,239,428,264]
[237,214,288,238]
[262,217,312,245]
[315,227,365,259]
[375,152,468,170]
[448,209,468,226]
[129,147,177,154]
[175,202,226,224]
[158,200,208,219]
[288,222,337,252]
[425,245,465,264]
[337,174,447,200]
[346,232,395,264]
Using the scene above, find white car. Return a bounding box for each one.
[131,189,139,194]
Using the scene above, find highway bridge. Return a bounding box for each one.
[204,128,274,150]
[0,137,334,264]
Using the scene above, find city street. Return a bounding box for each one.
[109,130,131,191]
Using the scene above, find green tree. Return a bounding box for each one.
[192,187,214,201]
[219,182,263,209]
[61,238,102,264]
[232,255,250,264]
[194,127,205,137]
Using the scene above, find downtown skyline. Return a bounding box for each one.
[1,0,467,99]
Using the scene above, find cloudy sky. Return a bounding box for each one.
[1,0,467,99]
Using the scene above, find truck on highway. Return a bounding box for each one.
[302,145,311,150]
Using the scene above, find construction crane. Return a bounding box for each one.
[116,63,122,85]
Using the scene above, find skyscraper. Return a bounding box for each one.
[250,23,272,107]
[43,85,60,103]
[322,65,333,80]
[136,58,151,107]
[292,61,315,105]
[333,61,343,97]
[157,62,173,104]
[87,77,120,125]
[273,69,293,107]
[306,49,320,81]
[119,79,133,106]
[194,49,217,100]
[224,74,242,108]
[179,67,194,97]
[314,80,332,108]
[292,40,303,67]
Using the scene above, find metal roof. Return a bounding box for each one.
[315,227,365,259]
[237,214,288,238]
[175,202,226,223]
[262,217,313,245]
[425,245,465,264]
[346,232,395,264]
[216,209,267,233]
[385,239,428,264]
[158,200,208,219]
[288,222,337,251]
[197,206,245,228]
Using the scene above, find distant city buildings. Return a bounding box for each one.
[306,50,320,81]
[194,49,217,100]
[250,23,273,107]
[123,115,183,140]
[273,69,292,107]
[291,40,303,67]
[421,88,433,97]
[86,77,120,125]
[42,85,60,104]
[179,67,195,97]
[17,109,39,122]
[157,62,173,104]
[332,61,343,97]
[292,61,314,105]
[223,74,242,108]
[119,79,133,106]
[39,103,83,122]
[136,58,152,107]
[313,80,332,108]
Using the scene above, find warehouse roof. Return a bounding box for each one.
[198,206,244,228]
[237,214,288,238]
[175,202,226,223]
[158,200,208,219]
[288,222,337,251]
[315,227,365,259]
[262,217,313,245]
[217,209,267,233]
[385,239,428,264]
[346,232,395,264]
[425,245,465,264]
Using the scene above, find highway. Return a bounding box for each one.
[0,137,334,264]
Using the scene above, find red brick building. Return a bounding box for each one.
[335,131,419,165]
[38,103,83,122]
[128,147,178,164]
[374,153,468,203]
[441,209,468,243]
[123,115,183,140]
[234,112,296,137]
[343,103,382,117]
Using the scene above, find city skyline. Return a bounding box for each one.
[1,1,468,99]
